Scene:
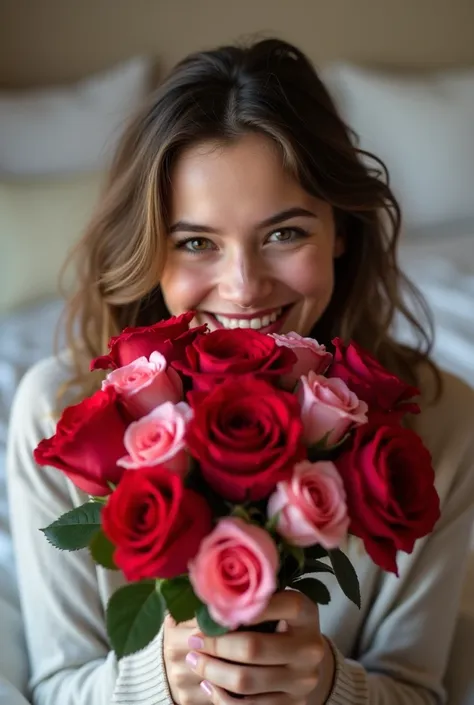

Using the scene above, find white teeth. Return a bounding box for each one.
[214,308,282,330]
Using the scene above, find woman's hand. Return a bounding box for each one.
[184,590,335,705]
[163,614,210,705]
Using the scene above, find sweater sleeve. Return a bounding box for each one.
[6,359,175,705]
[322,383,474,705]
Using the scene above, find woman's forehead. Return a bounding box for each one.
[169,134,316,227]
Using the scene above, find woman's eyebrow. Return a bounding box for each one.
[169,207,318,235]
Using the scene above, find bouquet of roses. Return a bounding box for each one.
[34,312,440,659]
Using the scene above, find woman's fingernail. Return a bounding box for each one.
[186,651,199,669]
[200,680,213,696]
[188,635,204,650]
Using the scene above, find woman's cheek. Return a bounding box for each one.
[161,260,211,315]
[283,246,335,298]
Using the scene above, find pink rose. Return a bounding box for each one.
[270,332,332,390]
[117,401,193,475]
[189,517,279,629]
[102,352,183,418]
[297,371,368,446]
[267,460,349,548]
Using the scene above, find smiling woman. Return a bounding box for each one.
[6,36,474,705]
[162,134,342,338]
[60,38,434,403]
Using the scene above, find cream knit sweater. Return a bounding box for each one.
[6,356,474,705]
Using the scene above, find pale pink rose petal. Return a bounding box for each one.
[270,332,332,390]
[188,517,278,629]
[117,401,193,475]
[102,352,182,418]
[297,371,368,445]
[268,460,349,548]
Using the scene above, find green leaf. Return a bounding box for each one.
[291,577,331,606]
[161,577,202,624]
[41,502,102,551]
[231,505,251,522]
[247,506,266,523]
[307,432,351,463]
[328,549,361,609]
[265,510,281,534]
[278,553,302,588]
[304,544,328,561]
[303,558,334,576]
[310,431,332,451]
[196,603,229,637]
[89,530,118,570]
[106,581,165,659]
[90,495,108,505]
[286,545,305,571]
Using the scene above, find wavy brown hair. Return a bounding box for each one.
[60,38,439,402]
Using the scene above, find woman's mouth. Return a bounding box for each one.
[204,305,292,334]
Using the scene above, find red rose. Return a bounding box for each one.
[173,328,297,392]
[91,312,207,371]
[186,376,305,501]
[335,423,440,574]
[34,386,128,496]
[102,466,213,581]
[328,338,420,420]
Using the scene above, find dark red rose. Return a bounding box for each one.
[328,338,420,420]
[91,312,207,371]
[34,386,128,496]
[335,423,440,574]
[102,466,213,581]
[186,376,305,501]
[173,328,297,392]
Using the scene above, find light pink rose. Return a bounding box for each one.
[270,332,332,390]
[188,517,279,629]
[117,401,193,475]
[267,460,349,548]
[102,352,182,418]
[297,371,368,446]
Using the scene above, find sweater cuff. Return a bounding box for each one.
[112,627,174,705]
[325,639,369,705]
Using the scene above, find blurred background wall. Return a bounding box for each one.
[1,0,474,88]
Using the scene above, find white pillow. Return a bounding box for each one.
[322,63,474,228]
[0,173,104,313]
[0,57,151,176]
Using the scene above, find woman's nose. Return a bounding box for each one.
[217,253,273,308]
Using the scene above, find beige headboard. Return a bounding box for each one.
[1,0,474,89]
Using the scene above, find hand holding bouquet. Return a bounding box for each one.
[35,312,440,658]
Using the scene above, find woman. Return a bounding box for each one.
[7,38,474,705]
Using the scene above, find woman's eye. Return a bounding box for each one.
[176,237,215,253]
[267,227,307,243]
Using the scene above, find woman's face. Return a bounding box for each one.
[161,132,343,336]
